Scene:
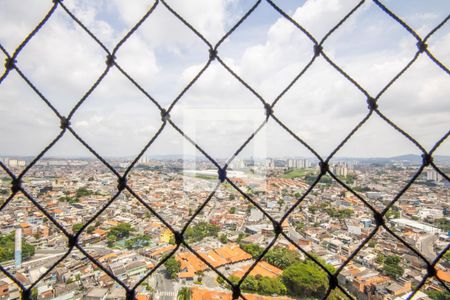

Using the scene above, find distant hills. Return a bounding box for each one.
[338,154,450,164]
[1,154,449,164]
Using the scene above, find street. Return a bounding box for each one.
[419,234,437,261]
[154,272,177,300]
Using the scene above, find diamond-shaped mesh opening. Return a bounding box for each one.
[15,8,107,115]
[375,54,450,150]
[73,191,179,293]
[217,0,316,101]
[69,67,163,162]
[330,114,425,211]
[339,226,432,299]
[224,120,320,219]
[0,168,12,206]
[0,1,53,52]
[293,177,377,269]
[0,192,69,291]
[273,57,369,158]
[0,71,61,165]
[385,178,447,262]
[20,134,119,235]
[432,142,450,180]
[0,1,449,299]
[321,1,420,95]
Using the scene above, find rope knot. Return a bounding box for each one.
[11,178,21,193]
[329,275,338,290]
[421,153,433,166]
[313,44,322,57]
[273,221,282,235]
[209,48,218,60]
[366,97,378,110]
[126,289,135,300]
[106,54,116,67]
[68,234,78,248]
[319,162,328,176]
[161,109,170,122]
[22,289,31,300]
[232,286,241,300]
[4,57,16,70]
[427,264,436,277]
[218,168,227,182]
[374,212,385,227]
[60,116,70,129]
[117,177,127,191]
[264,102,273,118]
[416,41,428,53]
[174,230,183,245]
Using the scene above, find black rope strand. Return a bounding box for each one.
[0,1,448,299]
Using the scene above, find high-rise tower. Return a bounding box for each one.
[15,228,22,268]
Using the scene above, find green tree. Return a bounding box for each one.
[239,243,264,258]
[385,208,400,219]
[308,205,318,214]
[72,223,83,233]
[86,225,95,234]
[435,218,450,232]
[75,187,93,198]
[265,247,301,269]
[241,275,259,292]
[354,186,371,192]
[324,208,353,219]
[219,234,228,244]
[31,287,38,300]
[177,287,191,300]
[328,288,349,300]
[107,236,115,248]
[108,223,134,240]
[141,282,154,292]
[426,289,450,300]
[229,275,240,285]
[282,261,329,298]
[184,222,220,243]
[216,275,227,287]
[237,233,246,243]
[256,276,287,295]
[125,235,150,249]
[165,257,181,279]
[295,221,305,232]
[376,253,385,264]
[382,255,404,279]
[59,196,78,204]
[229,207,236,214]
[239,244,301,270]
[444,252,450,264]
[0,233,35,262]
[238,275,287,296]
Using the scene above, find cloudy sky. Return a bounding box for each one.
[0,0,449,161]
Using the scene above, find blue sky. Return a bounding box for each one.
[0,0,449,160]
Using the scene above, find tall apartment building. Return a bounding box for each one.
[287,159,311,169]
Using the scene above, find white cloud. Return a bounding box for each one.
[0,0,448,159]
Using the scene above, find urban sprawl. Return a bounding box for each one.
[0,156,449,300]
